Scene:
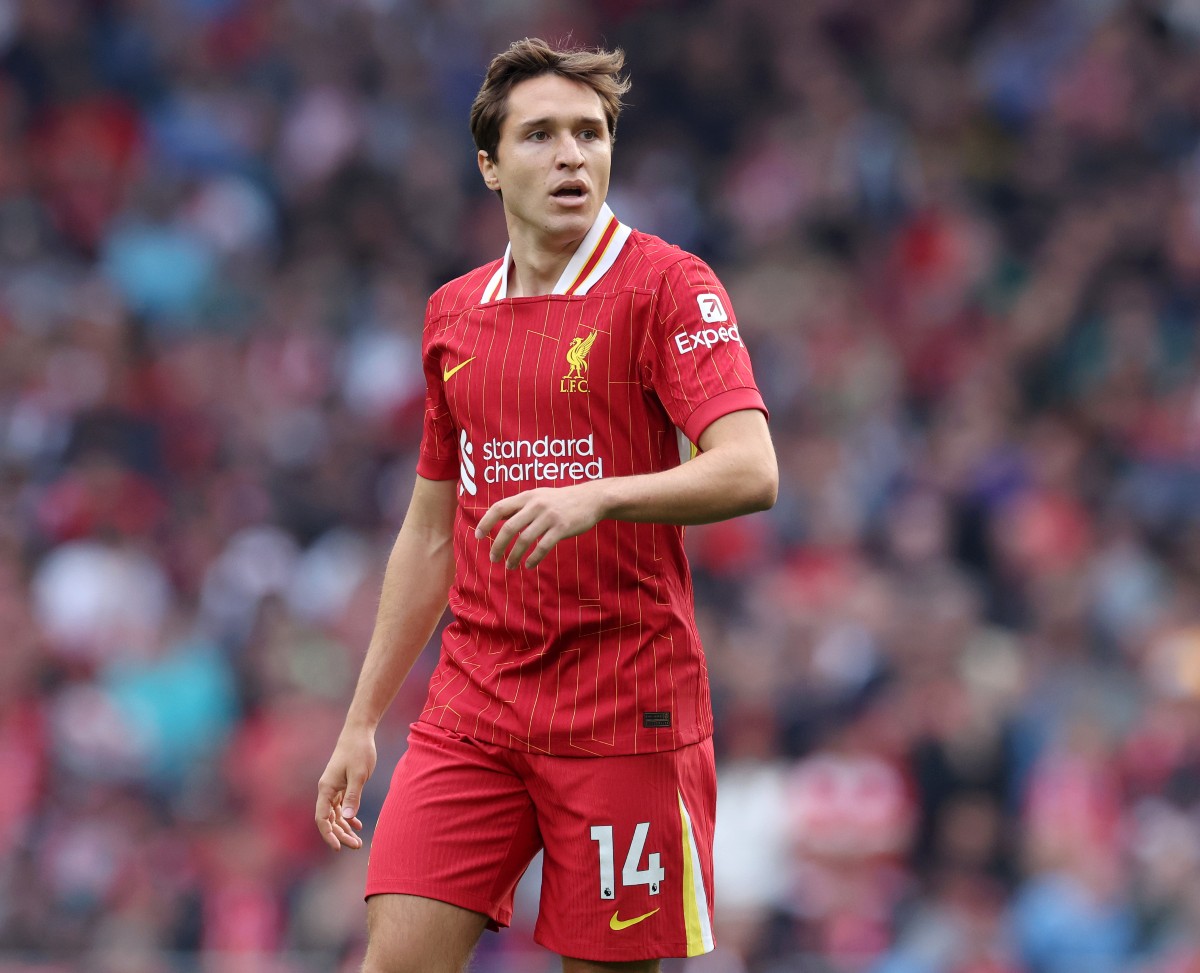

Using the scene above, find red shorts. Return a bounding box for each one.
[365,721,717,962]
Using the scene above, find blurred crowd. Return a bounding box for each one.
[3,0,1200,970]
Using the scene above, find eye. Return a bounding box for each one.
[528,131,548,142]
[580,130,599,141]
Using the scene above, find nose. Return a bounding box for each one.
[555,134,584,169]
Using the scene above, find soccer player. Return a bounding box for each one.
[315,37,778,973]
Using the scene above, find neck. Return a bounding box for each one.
[508,242,578,298]
[505,221,586,298]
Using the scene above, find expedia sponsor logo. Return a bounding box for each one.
[561,331,598,393]
[674,323,741,355]
[697,292,728,323]
[480,433,604,485]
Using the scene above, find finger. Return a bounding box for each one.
[342,776,367,822]
[505,517,549,569]
[333,808,364,830]
[317,810,343,851]
[476,494,523,539]
[330,815,363,849]
[332,808,363,845]
[315,785,339,831]
[323,816,342,851]
[490,508,538,563]
[315,779,336,813]
[522,527,563,569]
[317,776,352,850]
[489,508,530,560]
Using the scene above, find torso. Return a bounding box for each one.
[415,220,764,756]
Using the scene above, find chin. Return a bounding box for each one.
[546,209,595,236]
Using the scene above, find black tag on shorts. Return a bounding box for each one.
[643,711,671,728]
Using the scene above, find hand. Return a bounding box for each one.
[476,482,607,569]
[315,726,377,851]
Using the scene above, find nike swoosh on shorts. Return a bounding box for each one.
[609,908,659,931]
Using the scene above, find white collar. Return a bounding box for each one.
[480,203,632,302]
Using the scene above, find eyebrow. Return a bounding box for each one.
[515,115,607,131]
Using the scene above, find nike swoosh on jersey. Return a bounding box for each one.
[609,908,659,931]
[443,357,476,381]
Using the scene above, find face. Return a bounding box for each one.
[478,73,612,250]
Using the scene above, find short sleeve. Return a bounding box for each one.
[640,253,768,445]
[415,302,460,481]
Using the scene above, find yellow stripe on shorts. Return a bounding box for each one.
[677,791,714,956]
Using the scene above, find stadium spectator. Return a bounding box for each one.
[4,0,1200,970]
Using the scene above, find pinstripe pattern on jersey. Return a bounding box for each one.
[414,212,766,756]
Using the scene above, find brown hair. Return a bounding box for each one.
[470,37,630,161]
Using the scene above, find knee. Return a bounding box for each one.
[360,951,420,973]
[362,894,486,973]
[361,943,420,973]
[360,950,395,973]
[362,940,471,973]
[561,960,662,973]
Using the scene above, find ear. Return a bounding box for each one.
[478,150,501,192]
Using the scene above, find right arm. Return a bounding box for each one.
[315,475,457,851]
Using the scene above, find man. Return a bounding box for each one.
[315,37,777,973]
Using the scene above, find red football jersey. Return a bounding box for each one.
[415,205,766,756]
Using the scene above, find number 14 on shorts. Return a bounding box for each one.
[590,823,665,899]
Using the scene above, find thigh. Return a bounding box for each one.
[525,739,717,963]
[562,959,660,973]
[364,894,489,973]
[366,722,543,929]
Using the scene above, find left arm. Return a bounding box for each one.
[476,409,777,569]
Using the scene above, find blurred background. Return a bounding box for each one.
[3,0,1200,970]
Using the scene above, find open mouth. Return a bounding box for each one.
[552,187,585,198]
